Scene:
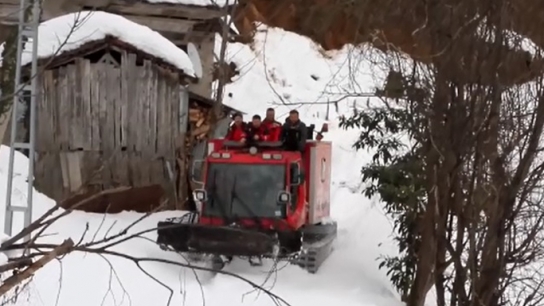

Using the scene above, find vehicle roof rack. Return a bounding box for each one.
[222,141,283,150]
[256,141,283,148]
[223,141,246,148]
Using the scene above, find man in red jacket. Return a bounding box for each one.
[261,108,282,141]
[225,112,247,143]
[246,115,270,142]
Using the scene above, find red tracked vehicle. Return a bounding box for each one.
[156,124,337,273]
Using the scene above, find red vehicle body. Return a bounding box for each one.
[156,123,336,273]
[198,139,332,232]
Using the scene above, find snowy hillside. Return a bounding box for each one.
[0,22,401,306]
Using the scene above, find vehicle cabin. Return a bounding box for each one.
[196,125,332,232]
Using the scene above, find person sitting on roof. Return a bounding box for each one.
[261,108,282,141]
[225,112,247,143]
[246,115,270,144]
[281,110,307,152]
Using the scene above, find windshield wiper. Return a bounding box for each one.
[230,175,265,229]
[209,169,231,224]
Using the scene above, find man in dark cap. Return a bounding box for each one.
[281,110,307,152]
[246,114,271,142]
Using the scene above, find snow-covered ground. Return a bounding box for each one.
[0,17,401,306]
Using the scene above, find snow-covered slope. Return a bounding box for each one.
[0,24,401,306]
[220,27,389,121]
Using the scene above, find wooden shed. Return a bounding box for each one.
[0,0,232,99]
[30,34,200,212]
[4,9,244,213]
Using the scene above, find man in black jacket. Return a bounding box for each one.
[281,110,307,152]
[246,114,271,143]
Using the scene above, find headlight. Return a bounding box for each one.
[277,191,290,203]
[193,189,207,201]
[249,146,258,155]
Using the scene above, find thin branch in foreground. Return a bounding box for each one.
[0,239,74,296]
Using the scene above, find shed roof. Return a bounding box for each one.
[34,36,196,83]
[189,90,245,115]
[22,11,195,77]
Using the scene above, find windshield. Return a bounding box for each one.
[204,163,286,219]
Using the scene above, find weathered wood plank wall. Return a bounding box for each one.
[34,52,186,209]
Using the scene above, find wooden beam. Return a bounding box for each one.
[0,5,200,37]
[121,14,195,34]
[161,30,212,45]
[0,2,85,24]
[160,31,186,45]
[0,0,20,5]
[107,0,226,20]
[166,37,188,46]
[187,31,214,98]
[0,3,20,24]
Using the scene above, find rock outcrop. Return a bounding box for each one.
[232,0,544,86]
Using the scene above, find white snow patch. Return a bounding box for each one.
[0,129,400,306]
[21,11,195,77]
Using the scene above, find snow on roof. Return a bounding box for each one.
[22,11,195,77]
[144,0,231,6]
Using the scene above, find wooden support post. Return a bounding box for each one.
[188,32,214,99]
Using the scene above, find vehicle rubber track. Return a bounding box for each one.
[156,214,337,274]
[290,221,337,273]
